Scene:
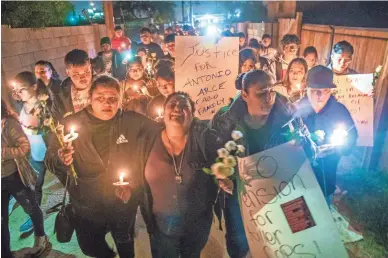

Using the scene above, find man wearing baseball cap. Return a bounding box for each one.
[296,65,358,205]
[98,37,125,80]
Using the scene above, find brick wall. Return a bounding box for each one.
[1,24,108,84]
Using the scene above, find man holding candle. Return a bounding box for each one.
[46,76,157,258]
[296,65,358,205]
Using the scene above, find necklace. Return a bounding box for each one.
[165,131,187,184]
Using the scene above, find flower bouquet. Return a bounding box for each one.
[33,95,78,184]
[203,130,245,194]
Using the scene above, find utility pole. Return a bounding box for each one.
[103,1,115,38]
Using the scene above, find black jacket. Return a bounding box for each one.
[97,49,126,81]
[136,42,164,60]
[296,96,358,196]
[209,93,316,158]
[50,77,75,122]
[45,109,157,219]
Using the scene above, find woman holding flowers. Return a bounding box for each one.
[11,71,49,233]
[209,70,316,258]
[118,92,218,258]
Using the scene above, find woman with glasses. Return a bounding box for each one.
[209,70,316,258]
[273,57,308,103]
[11,72,50,235]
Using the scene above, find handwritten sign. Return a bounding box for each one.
[237,142,348,258]
[175,36,239,120]
[333,74,374,146]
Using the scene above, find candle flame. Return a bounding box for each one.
[70,126,75,135]
[157,108,162,117]
[296,83,301,90]
[119,173,124,183]
[11,81,16,87]
[121,43,126,48]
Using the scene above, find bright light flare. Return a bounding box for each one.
[330,125,348,146]
[207,25,218,36]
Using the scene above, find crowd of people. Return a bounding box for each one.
[2,23,359,258]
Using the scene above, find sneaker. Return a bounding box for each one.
[19,218,34,233]
[31,235,51,256]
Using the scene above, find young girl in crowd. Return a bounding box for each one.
[1,99,50,257]
[303,46,319,70]
[239,48,276,83]
[121,56,154,113]
[273,57,308,102]
[147,65,175,120]
[12,72,49,234]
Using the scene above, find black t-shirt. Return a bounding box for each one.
[137,42,164,60]
[244,121,272,155]
[87,112,114,167]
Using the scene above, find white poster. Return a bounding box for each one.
[175,36,239,120]
[238,142,348,258]
[333,74,374,146]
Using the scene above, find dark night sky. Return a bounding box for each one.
[297,1,388,28]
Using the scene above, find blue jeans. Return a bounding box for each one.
[224,188,249,258]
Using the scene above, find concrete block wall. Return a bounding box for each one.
[1,24,108,87]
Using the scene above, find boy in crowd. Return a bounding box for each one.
[260,34,277,60]
[51,49,93,121]
[111,25,132,53]
[328,40,358,75]
[136,27,164,60]
[98,37,126,80]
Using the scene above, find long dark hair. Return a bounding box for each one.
[35,60,60,81]
[282,58,308,92]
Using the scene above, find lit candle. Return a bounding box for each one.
[119,173,124,184]
[11,81,16,87]
[296,83,301,90]
[121,43,126,48]
[64,125,78,144]
[157,108,162,118]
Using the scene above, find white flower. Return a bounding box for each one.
[223,155,237,168]
[315,130,326,141]
[38,94,49,101]
[211,162,235,179]
[217,148,229,158]
[225,140,237,151]
[43,117,52,127]
[231,130,243,141]
[375,65,382,74]
[236,145,245,154]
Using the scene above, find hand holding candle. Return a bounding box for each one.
[113,172,129,186]
[63,126,79,146]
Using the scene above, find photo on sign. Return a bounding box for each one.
[281,196,316,233]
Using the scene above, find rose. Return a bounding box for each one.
[225,140,237,151]
[236,145,245,154]
[217,148,229,158]
[223,155,237,168]
[38,94,49,101]
[211,162,235,179]
[231,130,243,141]
[315,130,326,141]
[375,65,382,74]
[43,117,52,127]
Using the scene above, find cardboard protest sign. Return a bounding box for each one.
[175,36,239,120]
[333,74,374,146]
[237,142,348,258]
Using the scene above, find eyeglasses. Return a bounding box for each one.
[12,87,28,95]
[129,68,143,73]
